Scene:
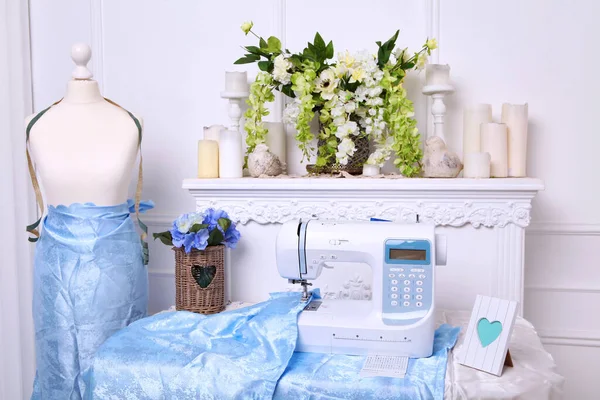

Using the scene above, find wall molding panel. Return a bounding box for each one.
[89,0,105,91]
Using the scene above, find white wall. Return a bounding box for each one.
[27,0,599,398]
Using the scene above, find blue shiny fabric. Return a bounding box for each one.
[89,291,458,400]
[274,324,460,400]
[31,201,151,399]
[89,292,308,399]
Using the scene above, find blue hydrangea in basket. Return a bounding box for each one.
[153,209,241,314]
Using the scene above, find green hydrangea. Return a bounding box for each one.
[244,72,275,155]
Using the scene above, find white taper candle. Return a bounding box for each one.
[218,129,243,178]
[501,103,528,177]
[480,123,508,178]
[197,140,219,178]
[264,122,287,164]
[225,71,249,93]
[463,104,492,155]
[463,152,491,178]
[203,125,225,141]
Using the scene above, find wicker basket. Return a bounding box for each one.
[306,123,370,175]
[174,245,225,314]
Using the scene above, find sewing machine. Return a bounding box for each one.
[276,219,447,358]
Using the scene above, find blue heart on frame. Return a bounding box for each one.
[477,318,503,347]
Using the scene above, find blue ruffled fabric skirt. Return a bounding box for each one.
[31,202,149,399]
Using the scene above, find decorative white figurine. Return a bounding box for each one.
[422,136,463,178]
[247,144,283,177]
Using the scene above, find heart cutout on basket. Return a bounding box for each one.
[191,265,216,289]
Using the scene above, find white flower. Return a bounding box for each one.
[273,54,292,84]
[175,214,193,233]
[241,21,254,35]
[315,68,339,100]
[416,53,428,70]
[350,67,365,83]
[368,87,382,97]
[333,116,346,126]
[368,109,377,116]
[344,101,357,113]
[283,100,301,124]
[336,137,356,165]
[335,121,358,139]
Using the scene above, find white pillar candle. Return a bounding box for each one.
[463,152,491,178]
[501,103,528,177]
[218,129,243,178]
[225,71,249,93]
[463,104,492,155]
[264,122,287,164]
[362,164,380,176]
[203,124,226,141]
[480,123,508,178]
[197,140,219,178]
[425,64,450,86]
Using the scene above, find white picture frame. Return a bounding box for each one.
[457,295,518,376]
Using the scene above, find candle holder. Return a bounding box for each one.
[422,84,454,142]
[220,91,249,132]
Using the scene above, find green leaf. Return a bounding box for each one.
[259,37,268,49]
[207,228,224,246]
[314,32,326,50]
[189,223,208,233]
[234,54,261,64]
[152,231,173,246]
[325,41,334,59]
[280,84,295,98]
[244,46,267,56]
[258,61,272,72]
[217,218,232,234]
[267,36,281,52]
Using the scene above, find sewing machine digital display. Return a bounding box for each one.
[383,239,433,326]
[389,249,427,261]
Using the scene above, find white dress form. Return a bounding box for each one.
[26,43,142,207]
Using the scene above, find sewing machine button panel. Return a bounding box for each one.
[382,239,433,323]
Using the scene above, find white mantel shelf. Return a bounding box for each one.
[183,177,544,228]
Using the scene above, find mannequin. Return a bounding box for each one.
[27,43,140,206]
[26,44,149,400]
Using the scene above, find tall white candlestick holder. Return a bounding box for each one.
[220,91,249,132]
[423,84,454,142]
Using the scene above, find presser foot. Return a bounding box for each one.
[290,279,313,301]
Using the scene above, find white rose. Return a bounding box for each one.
[273,54,292,84]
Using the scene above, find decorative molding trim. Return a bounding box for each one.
[427,0,440,64]
[538,329,600,348]
[525,285,600,294]
[148,269,175,277]
[193,199,534,228]
[527,223,600,236]
[183,178,543,228]
[272,0,286,121]
[89,0,104,91]
[494,224,525,314]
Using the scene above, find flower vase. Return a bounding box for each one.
[174,245,225,314]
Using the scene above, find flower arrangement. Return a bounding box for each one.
[236,22,437,177]
[153,209,241,253]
